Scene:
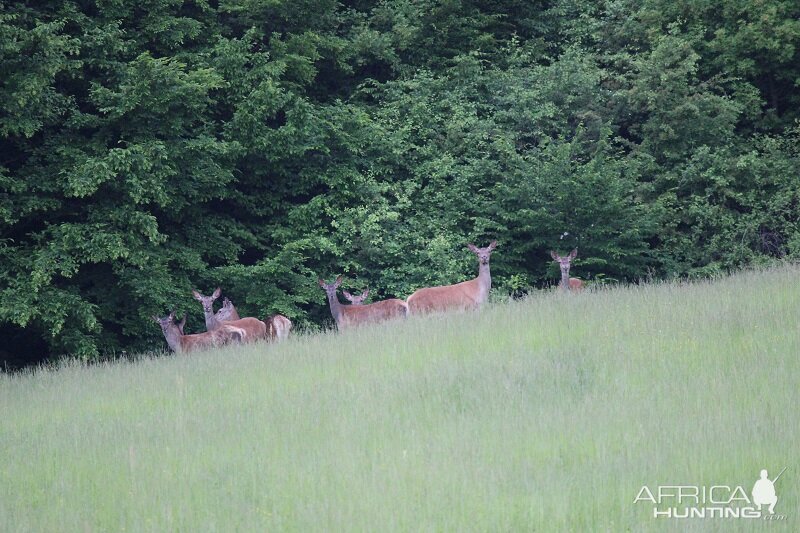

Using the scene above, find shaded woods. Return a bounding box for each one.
[1,0,799,365]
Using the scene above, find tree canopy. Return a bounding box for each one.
[1,0,799,367]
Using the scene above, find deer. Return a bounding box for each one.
[216,297,240,321]
[342,288,369,305]
[212,295,291,341]
[176,296,238,335]
[265,314,292,340]
[192,288,268,341]
[406,241,497,315]
[319,277,408,330]
[152,312,246,354]
[550,248,583,292]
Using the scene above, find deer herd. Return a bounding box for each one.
[153,242,584,353]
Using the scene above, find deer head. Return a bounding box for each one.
[192,287,221,315]
[342,288,369,305]
[550,248,577,276]
[216,297,239,322]
[152,311,174,331]
[468,240,497,265]
[318,276,343,299]
[152,312,186,336]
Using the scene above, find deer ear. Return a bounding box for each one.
[467,243,478,253]
[168,310,176,320]
[334,276,343,287]
[318,278,326,287]
[178,316,186,330]
[550,251,559,261]
[488,240,497,251]
[192,290,202,301]
[212,287,221,300]
[151,315,160,323]
[342,290,353,300]
[362,288,369,299]
[569,248,578,260]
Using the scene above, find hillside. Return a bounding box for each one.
[1,267,798,531]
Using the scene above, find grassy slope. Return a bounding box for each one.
[1,267,798,532]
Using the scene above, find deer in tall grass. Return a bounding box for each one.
[406,241,497,315]
[152,312,246,354]
[550,248,583,292]
[212,292,291,341]
[192,288,268,341]
[342,288,369,305]
[319,277,407,330]
[265,314,292,340]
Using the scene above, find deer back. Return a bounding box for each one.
[337,298,407,328]
[406,278,480,315]
[568,278,584,292]
[218,317,267,341]
[178,327,243,353]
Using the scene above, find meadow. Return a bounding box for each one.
[1,267,798,532]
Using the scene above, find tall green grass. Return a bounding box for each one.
[1,267,798,532]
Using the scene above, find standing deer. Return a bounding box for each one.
[214,295,292,341]
[152,312,246,354]
[175,298,237,334]
[192,288,268,341]
[550,248,583,292]
[342,288,369,305]
[406,241,497,315]
[265,314,293,340]
[319,277,408,330]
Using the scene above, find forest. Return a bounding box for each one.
[1,0,799,366]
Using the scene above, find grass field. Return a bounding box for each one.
[1,267,798,532]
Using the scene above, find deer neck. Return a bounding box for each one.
[475,261,491,303]
[204,308,221,330]
[560,271,570,291]
[163,326,184,353]
[325,292,344,324]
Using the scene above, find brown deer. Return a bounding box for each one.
[319,277,408,330]
[342,288,369,305]
[216,297,240,321]
[215,295,291,341]
[192,288,268,341]
[550,248,583,292]
[406,241,497,315]
[265,314,292,340]
[177,297,240,335]
[152,312,246,354]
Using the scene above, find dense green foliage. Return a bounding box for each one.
[1,0,799,364]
